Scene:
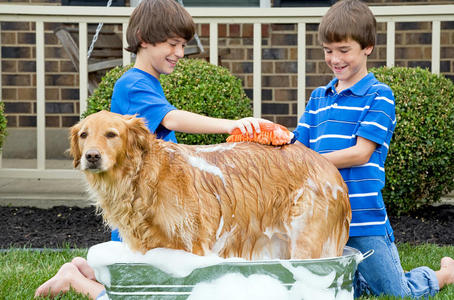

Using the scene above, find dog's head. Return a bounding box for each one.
[69,110,151,172]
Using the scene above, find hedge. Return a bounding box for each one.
[84,58,252,145]
[371,66,454,214]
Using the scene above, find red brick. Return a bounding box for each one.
[218,24,227,38]
[2,60,17,73]
[1,32,16,44]
[441,47,454,59]
[275,89,297,101]
[6,115,18,128]
[5,101,32,114]
[45,60,59,72]
[2,74,32,86]
[46,116,60,128]
[262,62,273,74]
[2,88,17,100]
[262,75,290,87]
[61,88,79,100]
[19,115,36,127]
[231,62,253,74]
[290,75,297,88]
[271,34,297,46]
[229,24,240,37]
[406,32,431,45]
[271,24,296,32]
[242,24,253,38]
[1,22,30,31]
[200,24,209,37]
[45,46,65,59]
[62,116,80,128]
[306,75,332,88]
[60,60,77,72]
[45,74,76,86]
[18,88,36,100]
[224,48,245,60]
[17,32,35,44]
[45,88,59,101]
[45,32,59,45]
[18,60,36,72]
[1,46,32,59]
[262,48,287,60]
[262,24,269,38]
[275,61,297,74]
[276,116,297,128]
[307,48,324,60]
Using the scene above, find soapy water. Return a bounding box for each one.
[87,241,359,300]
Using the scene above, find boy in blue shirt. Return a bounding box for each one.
[35,0,268,298]
[293,0,454,298]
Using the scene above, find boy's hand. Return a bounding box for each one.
[230,117,271,137]
[227,120,293,146]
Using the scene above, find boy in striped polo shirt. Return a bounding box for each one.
[293,0,454,298]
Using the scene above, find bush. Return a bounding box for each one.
[0,102,7,150]
[371,66,454,214]
[84,59,252,145]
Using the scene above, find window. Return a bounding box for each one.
[181,0,260,7]
[61,0,125,6]
[273,0,336,7]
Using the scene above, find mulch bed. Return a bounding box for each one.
[0,204,453,249]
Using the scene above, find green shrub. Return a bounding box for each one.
[0,102,7,150]
[371,66,454,214]
[84,59,252,145]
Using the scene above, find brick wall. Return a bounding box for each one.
[1,0,453,133]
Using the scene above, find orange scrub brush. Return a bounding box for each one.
[226,123,293,146]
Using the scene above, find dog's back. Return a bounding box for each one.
[152,141,351,259]
[71,111,351,260]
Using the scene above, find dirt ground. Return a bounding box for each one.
[0,204,453,249]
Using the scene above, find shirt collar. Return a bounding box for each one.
[325,72,377,96]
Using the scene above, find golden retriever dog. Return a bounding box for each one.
[70,111,351,260]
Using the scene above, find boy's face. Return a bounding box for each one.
[322,39,373,89]
[138,37,187,78]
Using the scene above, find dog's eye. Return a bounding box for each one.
[80,132,88,139]
[105,131,117,138]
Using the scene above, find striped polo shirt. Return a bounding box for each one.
[293,72,396,239]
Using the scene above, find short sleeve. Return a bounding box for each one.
[356,87,396,146]
[127,79,177,134]
[293,111,310,147]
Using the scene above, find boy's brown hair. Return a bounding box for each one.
[318,0,376,49]
[126,0,195,54]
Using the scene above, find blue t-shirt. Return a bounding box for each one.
[109,68,178,241]
[111,68,177,143]
[293,73,396,240]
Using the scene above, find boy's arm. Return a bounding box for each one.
[161,109,269,136]
[320,136,376,169]
[295,137,376,169]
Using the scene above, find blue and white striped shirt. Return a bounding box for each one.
[294,73,396,239]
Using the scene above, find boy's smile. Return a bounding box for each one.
[323,39,373,91]
[136,37,187,78]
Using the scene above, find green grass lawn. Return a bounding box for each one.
[1,243,453,299]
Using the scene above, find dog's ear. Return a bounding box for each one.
[125,116,152,153]
[69,122,82,168]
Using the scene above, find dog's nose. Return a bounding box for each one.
[85,150,101,163]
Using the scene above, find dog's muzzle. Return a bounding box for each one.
[84,149,102,171]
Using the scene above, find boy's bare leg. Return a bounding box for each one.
[435,257,454,289]
[34,257,105,299]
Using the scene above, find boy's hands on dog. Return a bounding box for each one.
[229,117,272,137]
